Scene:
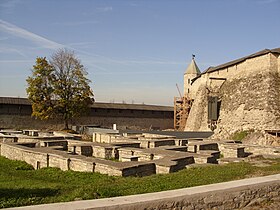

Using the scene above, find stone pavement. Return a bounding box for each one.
[7,174,280,210]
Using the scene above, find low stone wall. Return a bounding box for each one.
[92,146,114,159]
[118,148,152,162]
[76,145,93,157]
[188,142,219,153]
[0,142,158,177]
[93,133,116,143]
[94,162,122,176]
[0,135,18,143]
[0,143,48,169]
[69,157,94,172]
[103,179,280,210]
[244,144,280,156]
[122,163,156,177]
[219,144,246,158]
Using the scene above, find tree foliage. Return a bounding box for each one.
[26,57,55,120]
[26,49,94,129]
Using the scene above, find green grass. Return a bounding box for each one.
[230,130,252,141]
[0,156,279,208]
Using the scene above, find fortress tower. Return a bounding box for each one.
[174,55,201,130]
[184,48,280,141]
[183,55,201,99]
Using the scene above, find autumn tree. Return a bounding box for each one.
[26,57,55,120]
[26,49,94,129]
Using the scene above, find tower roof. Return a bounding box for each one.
[184,57,201,74]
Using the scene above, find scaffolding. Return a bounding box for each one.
[174,96,192,131]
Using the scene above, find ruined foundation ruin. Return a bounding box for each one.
[1,129,279,177]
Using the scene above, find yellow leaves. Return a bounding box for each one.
[26,49,94,126]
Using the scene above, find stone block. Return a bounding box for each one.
[120,156,138,162]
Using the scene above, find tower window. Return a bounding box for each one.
[188,79,190,84]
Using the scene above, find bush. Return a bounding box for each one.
[15,165,34,171]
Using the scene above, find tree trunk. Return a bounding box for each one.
[64,119,69,130]
[64,108,69,130]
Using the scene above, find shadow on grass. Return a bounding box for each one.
[0,188,59,199]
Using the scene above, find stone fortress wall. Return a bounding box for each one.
[184,48,280,138]
[0,97,174,130]
[0,115,173,131]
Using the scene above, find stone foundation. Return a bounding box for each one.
[1,130,279,177]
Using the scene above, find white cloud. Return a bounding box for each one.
[66,42,96,49]
[0,46,27,57]
[0,19,64,49]
[0,20,184,75]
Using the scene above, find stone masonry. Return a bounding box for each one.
[1,129,279,177]
[184,48,280,141]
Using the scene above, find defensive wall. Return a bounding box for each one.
[0,97,173,130]
[185,48,280,139]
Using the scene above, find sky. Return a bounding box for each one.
[0,0,279,106]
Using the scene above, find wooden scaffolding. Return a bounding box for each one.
[174,96,192,131]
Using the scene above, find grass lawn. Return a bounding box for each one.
[0,156,279,208]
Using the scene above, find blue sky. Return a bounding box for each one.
[0,0,279,106]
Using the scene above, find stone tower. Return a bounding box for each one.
[184,56,201,99]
